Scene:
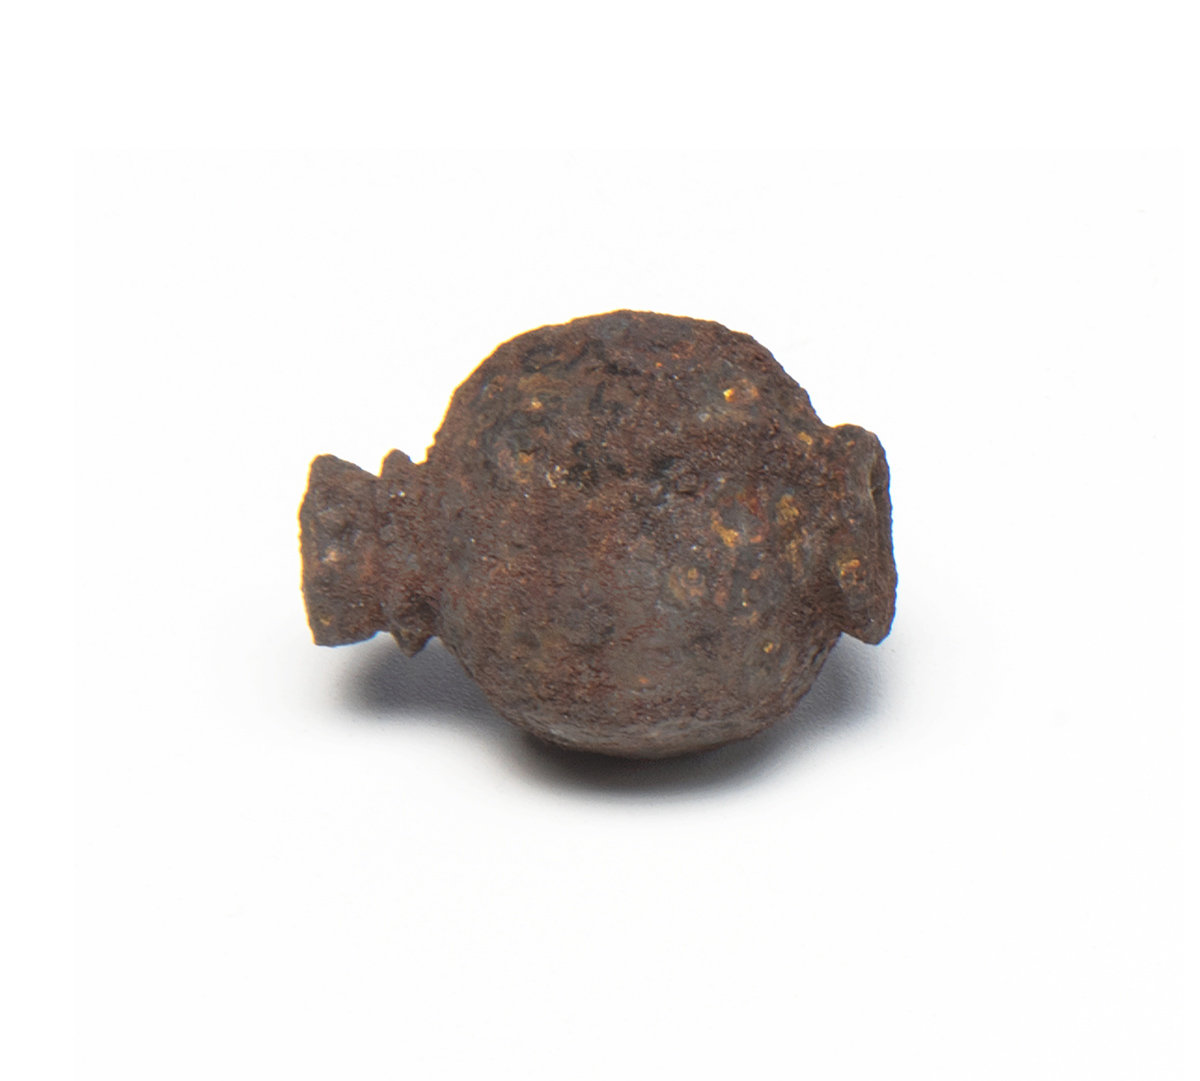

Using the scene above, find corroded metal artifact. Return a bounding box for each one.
[300,311,896,757]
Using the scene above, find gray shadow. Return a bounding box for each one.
[348,636,501,729]
[342,634,890,796]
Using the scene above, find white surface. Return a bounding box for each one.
[72,152,1190,1079]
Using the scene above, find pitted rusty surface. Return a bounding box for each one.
[300,311,896,758]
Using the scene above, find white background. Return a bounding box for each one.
[71,151,1189,1079]
[2,5,1193,1080]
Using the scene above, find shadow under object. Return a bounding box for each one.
[345,634,885,795]
[301,310,896,758]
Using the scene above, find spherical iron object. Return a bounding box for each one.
[300,311,896,757]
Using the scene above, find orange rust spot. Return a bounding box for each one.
[723,387,735,401]
[796,431,814,446]
[710,510,741,548]
[837,556,864,585]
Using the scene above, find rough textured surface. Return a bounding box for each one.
[300,311,896,757]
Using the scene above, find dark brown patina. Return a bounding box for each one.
[300,311,896,757]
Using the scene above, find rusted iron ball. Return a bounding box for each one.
[300,311,896,758]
